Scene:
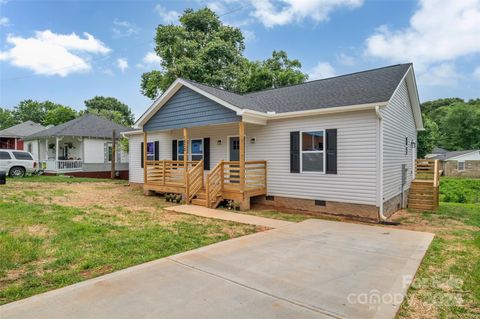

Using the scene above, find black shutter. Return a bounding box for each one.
[140,142,144,168]
[290,131,300,173]
[326,129,337,174]
[203,137,210,170]
[154,141,159,160]
[172,140,177,160]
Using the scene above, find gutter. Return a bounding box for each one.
[375,105,388,221]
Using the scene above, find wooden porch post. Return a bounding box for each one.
[143,131,147,185]
[239,121,245,190]
[183,128,189,200]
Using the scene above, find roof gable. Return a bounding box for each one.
[144,86,240,131]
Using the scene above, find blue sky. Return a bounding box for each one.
[1,0,480,120]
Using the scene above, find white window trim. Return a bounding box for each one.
[177,138,204,161]
[300,129,326,174]
[457,161,465,171]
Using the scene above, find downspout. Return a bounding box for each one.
[375,106,388,221]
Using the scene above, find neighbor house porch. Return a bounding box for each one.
[38,136,85,172]
[143,122,267,210]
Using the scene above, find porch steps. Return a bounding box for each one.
[191,188,223,209]
[407,180,438,211]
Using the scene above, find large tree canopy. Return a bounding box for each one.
[83,96,134,126]
[2,100,77,127]
[419,98,480,153]
[0,108,17,130]
[141,8,307,100]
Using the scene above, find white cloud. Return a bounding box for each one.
[242,30,256,42]
[0,30,110,76]
[473,66,480,80]
[250,0,363,27]
[116,58,128,72]
[309,62,336,80]
[0,16,9,27]
[337,53,355,66]
[112,19,140,38]
[417,63,462,86]
[154,4,180,24]
[365,0,480,75]
[136,52,162,69]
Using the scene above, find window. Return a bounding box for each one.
[458,161,465,171]
[146,142,155,160]
[0,151,11,160]
[177,139,203,161]
[301,131,325,172]
[27,143,33,153]
[108,146,113,162]
[12,151,33,160]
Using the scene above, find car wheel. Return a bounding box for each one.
[9,166,26,177]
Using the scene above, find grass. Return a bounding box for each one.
[0,178,259,304]
[440,177,480,204]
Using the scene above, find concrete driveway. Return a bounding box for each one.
[1,219,433,319]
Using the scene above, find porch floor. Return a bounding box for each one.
[165,205,293,229]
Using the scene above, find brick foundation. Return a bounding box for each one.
[444,160,480,178]
[45,170,129,180]
[251,195,379,221]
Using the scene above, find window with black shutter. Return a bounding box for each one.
[290,131,300,173]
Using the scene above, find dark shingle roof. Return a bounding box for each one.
[26,114,133,139]
[182,63,412,113]
[0,121,47,138]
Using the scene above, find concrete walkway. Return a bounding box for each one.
[165,204,294,228]
[1,219,434,319]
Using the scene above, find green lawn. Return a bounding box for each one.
[0,177,259,304]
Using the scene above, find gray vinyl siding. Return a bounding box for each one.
[382,80,417,201]
[247,111,379,205]
[130,112,379,205]
[144,86,240,132]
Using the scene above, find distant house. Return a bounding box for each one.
[429,149,480,177]
[25,114,133,178]
[0,121,47,150]
[125,63,424,220]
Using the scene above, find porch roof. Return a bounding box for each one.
[26,114,133,140]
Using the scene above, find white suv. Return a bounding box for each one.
[0,149,37,177]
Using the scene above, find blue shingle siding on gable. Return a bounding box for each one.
[144,86,240,131]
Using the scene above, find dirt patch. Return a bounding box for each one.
[27,225,55,237]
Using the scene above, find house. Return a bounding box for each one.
[124,63,423,220]
[430,149,480,178]
[0,121,47,150]
[25,114,133,179]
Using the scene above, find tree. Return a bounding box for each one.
[417,114,439,158]
[84,96,134,126]
[238,51,307,93]
[438,103,480,150]
[11,100,76,126]
[44,106,77,126]
[421,97,464,116]
[0,108,18,130]
[141,8,307,99]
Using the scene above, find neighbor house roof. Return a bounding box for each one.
[0,121,47,138]
[136,63,423,130]
[26,114,133,139]
[182,63,412,113]
[430,150,479,161]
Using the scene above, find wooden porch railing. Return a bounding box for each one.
[206,161,224,208]
[187,160,204,202]
[415,159,440,186]
[145,160,199,186]
[223,161,267,191]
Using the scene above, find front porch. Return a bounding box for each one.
[143,122,267,209]
[39,136,84,172]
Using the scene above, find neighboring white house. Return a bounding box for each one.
[25,114,132,178]
[0,121,47,150]
[125,63,423,220]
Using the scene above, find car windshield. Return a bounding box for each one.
[12,152,33,160]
